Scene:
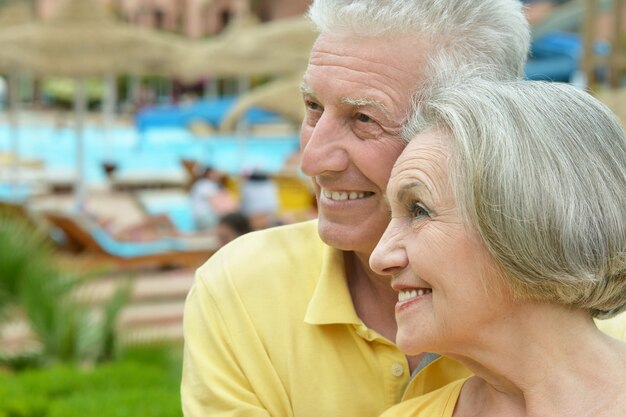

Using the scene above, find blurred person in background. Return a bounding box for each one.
[239,170,281,230]
[190,166,238,232]
[215,211,252,248]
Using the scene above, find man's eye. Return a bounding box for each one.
[356,113,372,122]
[305,100,321,111]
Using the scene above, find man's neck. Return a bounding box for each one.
[344,251,399,342]
[344,251,425,371]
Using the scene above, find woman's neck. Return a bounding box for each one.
[444,304,626,417]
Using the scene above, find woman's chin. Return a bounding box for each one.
[396,331,433,356]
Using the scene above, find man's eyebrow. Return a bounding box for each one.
[299,81,314,96]
[342,97,391,117]
[299,84,392,119]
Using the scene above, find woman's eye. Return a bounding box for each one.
[409,202,430,219]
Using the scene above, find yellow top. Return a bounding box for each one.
[380,378,468,417]
[596,312,626,341]
[181,220,471,417]
[378,318,626,417]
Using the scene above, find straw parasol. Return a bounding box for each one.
[0,0,188,77]
[219,73,305,132]
[179,15,316,81]
[0,1,33,28]
[0,0,190,210]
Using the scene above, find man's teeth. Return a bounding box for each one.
[322,190,369,201]
[398,289,432,302]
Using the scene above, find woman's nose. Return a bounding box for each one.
[370,221,408,276]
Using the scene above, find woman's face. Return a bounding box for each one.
[370,130,513,355]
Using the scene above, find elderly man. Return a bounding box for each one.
[181,1,530,416]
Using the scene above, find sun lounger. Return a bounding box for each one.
[0,199,81,251]
[108,170,189,192]
[43,211,216,271]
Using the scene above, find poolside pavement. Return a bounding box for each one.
[85,267,197,346]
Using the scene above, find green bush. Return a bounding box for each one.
[0,345,183,417]
[0,211,129,367]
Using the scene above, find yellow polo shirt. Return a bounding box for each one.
[380,378,468,417]
[181,220,470,417]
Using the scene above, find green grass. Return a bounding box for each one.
[0,344,184,417]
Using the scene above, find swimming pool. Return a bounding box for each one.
[0,122,300,188]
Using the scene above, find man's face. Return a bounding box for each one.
[300,33,426,255]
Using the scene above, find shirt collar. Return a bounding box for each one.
[304,244,362,326]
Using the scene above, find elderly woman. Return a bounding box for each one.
[370,78,626,417]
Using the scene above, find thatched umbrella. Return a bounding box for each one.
[0,1,33,28]
[0,0,187,77]
[0,0,190,209]
[179,15,316,81]
[219,73,304,132]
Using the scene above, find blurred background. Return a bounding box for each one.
[0,0,624,415]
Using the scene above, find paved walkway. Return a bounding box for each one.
[84,267,196,345]
[0,267,197,356]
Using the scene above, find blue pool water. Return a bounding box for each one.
[0,121,302,231]
[0,122,300,186]
[139,192,198,233]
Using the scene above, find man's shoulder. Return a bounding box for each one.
[196,219,325,289]
[192,220,327,323]
[218,219,322,263]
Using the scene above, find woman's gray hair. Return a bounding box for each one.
[307,0,530,81]
[404,76,626,319]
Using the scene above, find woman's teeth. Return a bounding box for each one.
[398,289,432,302]
[322,190,371,201]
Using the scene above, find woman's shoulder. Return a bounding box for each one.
[380,378,468,417]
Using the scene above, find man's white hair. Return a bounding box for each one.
[307,0,530,80]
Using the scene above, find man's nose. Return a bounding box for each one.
[300,113,349,176]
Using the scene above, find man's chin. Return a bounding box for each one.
[316,216,376,253]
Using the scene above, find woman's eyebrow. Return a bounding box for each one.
[396,181,429,202]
